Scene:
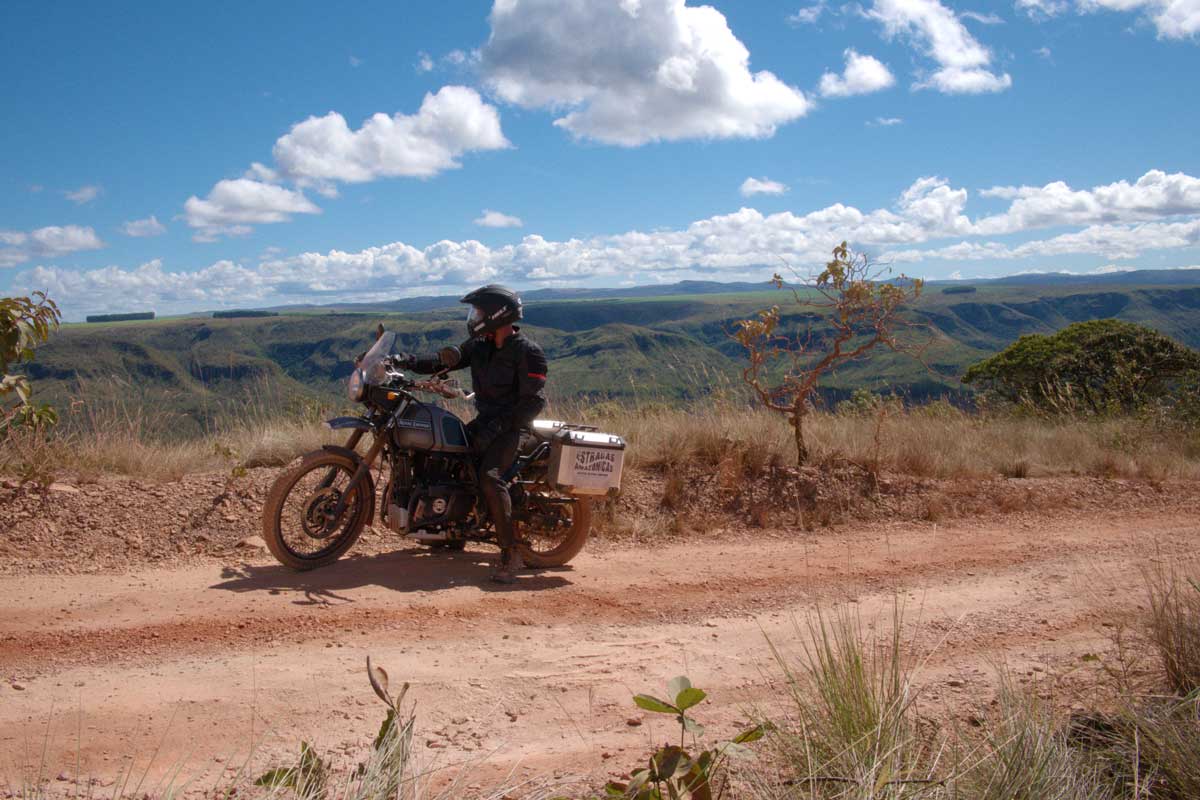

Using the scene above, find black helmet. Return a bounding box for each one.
[461,284,522,338]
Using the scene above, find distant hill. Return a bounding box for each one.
[981,269,1200,287]
[248,270,1200,316]
[261,279,779,315]
[27,270,1200,437]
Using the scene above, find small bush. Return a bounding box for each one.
[760,606,943,799]
[960,678,1117,800]
[1143,563,1200,696]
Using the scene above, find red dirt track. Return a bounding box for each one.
[1,481,1198,793]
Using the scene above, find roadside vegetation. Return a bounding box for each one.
[4,389,1200,485]
[735,566,1200,800]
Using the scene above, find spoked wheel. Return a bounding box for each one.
[261,451,375,570]
[516,493,591,568]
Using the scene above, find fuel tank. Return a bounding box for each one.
[391,401,471,454]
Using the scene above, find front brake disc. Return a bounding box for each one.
[301,487,347,539]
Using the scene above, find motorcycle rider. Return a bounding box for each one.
[396,285,547,584]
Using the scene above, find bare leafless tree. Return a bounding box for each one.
[733,242,930,465]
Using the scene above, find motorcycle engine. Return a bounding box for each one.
[409,486,474,528]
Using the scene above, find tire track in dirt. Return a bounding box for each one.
[3,510,1177,677]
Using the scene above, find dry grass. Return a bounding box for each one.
[582,401,1200,482]
[4,391,1200,484]
[758,606,945,799]
[0,398,342,482]
[1143,561,1200,696]
[747,591,1200,800]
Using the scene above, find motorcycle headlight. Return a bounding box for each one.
[347,368,365,401]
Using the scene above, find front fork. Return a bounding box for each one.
[323,428,385,527]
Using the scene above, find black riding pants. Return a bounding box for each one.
[477,429,521,550]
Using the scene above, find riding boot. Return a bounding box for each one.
[491,547,524,584]
[477,429,523,583]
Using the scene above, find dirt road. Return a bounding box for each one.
[2,508,1197,793]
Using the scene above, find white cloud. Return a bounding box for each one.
[243,162,282,183]
[183,179,321,241]
[1017,0,1065,18]
[973,170,1200,234]
[1016,0,1070,18]
[1018,0,1200,38]
[889,217,1200,262]
[183,87,507,239]
[416,51,434,73]
[272,86,509,184]
[869,0,1012,94]
[65,185,101,205]
[868,116,905,126]
[818,49,896,97]
[28,168,1200,314]
[120,216,167,237]
[0,225,104,268]
[789,2,827,24]
[961,10,1005,23]
[480,0,811,146]
[1081,0,1200,39]
[474,209,524,228]
[740,177,789,196]
[349,55,364,67]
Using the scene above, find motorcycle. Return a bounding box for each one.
[260,329,624,571]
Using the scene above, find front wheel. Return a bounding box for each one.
[261,451,375,570]
[516,494,591,568]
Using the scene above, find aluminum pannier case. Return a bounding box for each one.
[545,428,626,497]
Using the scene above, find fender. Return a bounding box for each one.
[321,444,365,465]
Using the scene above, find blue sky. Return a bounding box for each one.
[2,0,1199,318]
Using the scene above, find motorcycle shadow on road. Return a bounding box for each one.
[208,546,573,605]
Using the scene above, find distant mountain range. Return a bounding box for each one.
[251,269,1200,316]
[260,279,781,315]
[28,268,1200,438]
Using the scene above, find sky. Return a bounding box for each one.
[2,0,1199,319]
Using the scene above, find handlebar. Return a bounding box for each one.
[411,377,473,400]
[382,369,474,401]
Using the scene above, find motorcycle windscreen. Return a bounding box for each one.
[360,331,398,386]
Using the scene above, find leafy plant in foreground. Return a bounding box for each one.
[1,291,62,432]
[600,675,766,800]
[255,656,413,799]
[255,741,330,799]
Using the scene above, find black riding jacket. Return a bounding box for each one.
[410,329,548,431]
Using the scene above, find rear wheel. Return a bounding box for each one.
[516,494,591,568]
[261,451,375,570]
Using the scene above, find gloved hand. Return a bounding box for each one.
[387,352,416,370]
